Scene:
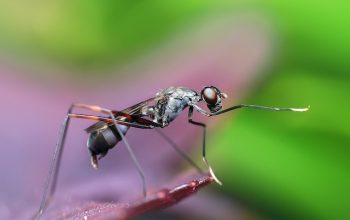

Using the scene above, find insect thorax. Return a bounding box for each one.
[152,87,200,127]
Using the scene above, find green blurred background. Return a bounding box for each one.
[0,1,349,220]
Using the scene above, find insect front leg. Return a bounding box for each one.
[192,103,309,117]
[188,106,223,185]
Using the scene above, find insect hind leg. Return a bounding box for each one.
[35,104,147,219]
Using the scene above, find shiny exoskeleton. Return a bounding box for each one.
[86,86,226,161]
[36,85,308,219]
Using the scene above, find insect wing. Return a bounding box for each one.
[85,96,163,133]
[121,96,161,116]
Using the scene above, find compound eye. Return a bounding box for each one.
[202,87,218,105]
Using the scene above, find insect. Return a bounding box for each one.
[35,86,309,218]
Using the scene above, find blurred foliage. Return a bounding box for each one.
[208,1,350,220]
[210,71,350,220]
[0,0,217,69]
[1,1,349,73]
[1,1,349,220]
[262,1,350,75]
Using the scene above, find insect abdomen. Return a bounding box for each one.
[87,124,129,158]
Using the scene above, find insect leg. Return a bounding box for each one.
[71,103,147,197]
[212,104,309,116]
[154,129,203,174]
[36,104,91,219]
[192,103,309,117]
[104,110,147,197]
[68,113,154,129]
[35,114,70,219]
[35,105,153,218]
[188,106,223,185]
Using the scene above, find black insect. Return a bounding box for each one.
[35,86,309,218]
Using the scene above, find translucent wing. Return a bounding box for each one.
[85,96,164,133]
[121,96,162,116]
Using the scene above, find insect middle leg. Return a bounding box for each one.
[188,106,223,185]
[154,129,203,174]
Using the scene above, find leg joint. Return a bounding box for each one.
[188,119,206,127]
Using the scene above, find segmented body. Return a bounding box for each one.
[86,87,201,158]
[151,87,201,126]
